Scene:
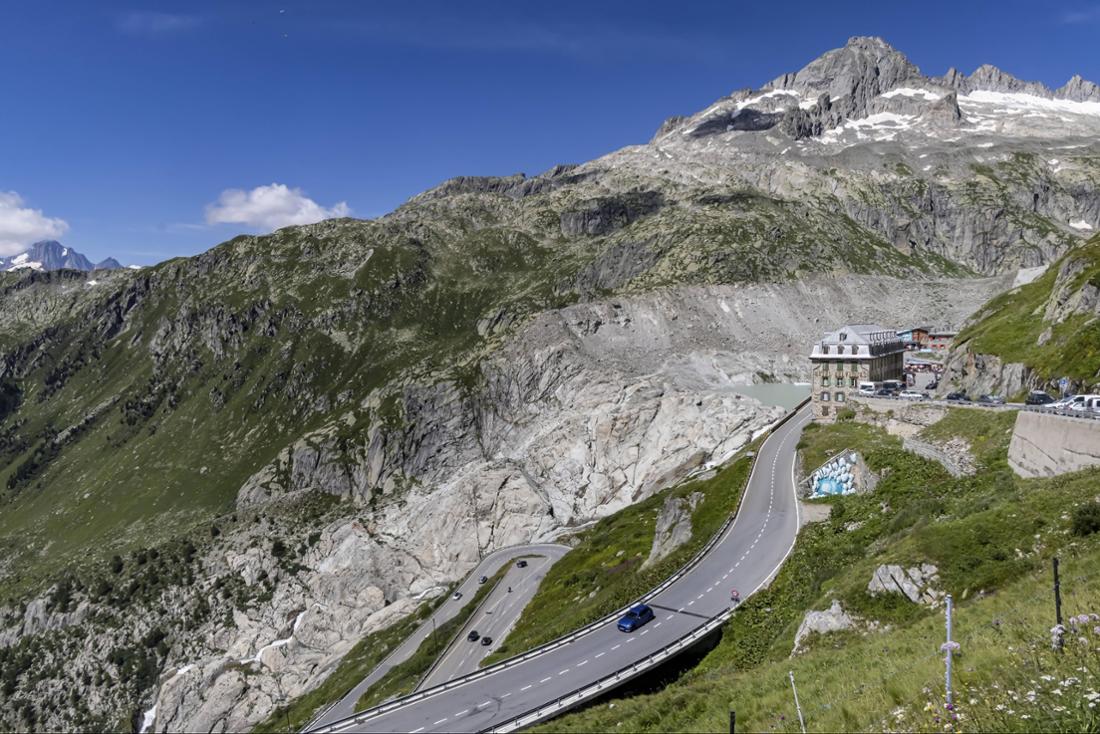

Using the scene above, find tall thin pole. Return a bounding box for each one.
[729,710,736,734]
[1053,557,1064,652]
[945,594,954,708]
[789,671,806,734]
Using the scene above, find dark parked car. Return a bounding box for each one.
[927,380,939,390]
[467,630,480,642]
[516,559,528,568]
[478,575,488,584]
[480,636,493,646]
[978,394,1005,405]
[946,392,969,402]
[1026,391,1055,406]
[874,388,895,397]
[617,603,655,632]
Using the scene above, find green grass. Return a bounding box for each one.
[353,563,511,711]
[919,407,1018,467]
[483,453,755,665]
[251,589,451,733]
[796,419,900,474]
[537,543,1100,734]
[535,409,1100,733]
[956,236,1100,386]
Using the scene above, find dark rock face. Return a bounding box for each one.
[572,239,663,297]
[559,191,665,237]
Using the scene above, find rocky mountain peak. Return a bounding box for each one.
[1,240,124,273]
[1057,74,1100,102]
[966,63,1051,97]
[766,35,921,102]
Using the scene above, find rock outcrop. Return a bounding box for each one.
[867,563,944,606]
[644,492,704,568]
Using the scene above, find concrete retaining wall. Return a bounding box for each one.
[1008,411,1100,478]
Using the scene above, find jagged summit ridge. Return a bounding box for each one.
[657,36,1100,143]
[1,240,123,273]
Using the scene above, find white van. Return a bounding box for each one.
[1071,395,1100,413]
[858,381,877,396]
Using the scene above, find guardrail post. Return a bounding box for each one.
[729,710,736,733]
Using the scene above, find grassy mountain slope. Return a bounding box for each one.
[948,234,1100,393]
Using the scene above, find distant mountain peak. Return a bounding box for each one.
[1,241,125,273]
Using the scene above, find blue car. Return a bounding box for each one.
[617,603,655,632]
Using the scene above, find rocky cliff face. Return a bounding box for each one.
[941,235,1100,396]
[0,36,1096,733]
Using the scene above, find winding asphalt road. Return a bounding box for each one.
[312,403,811,733]
[419,553,560,689]
[309,544,569,729]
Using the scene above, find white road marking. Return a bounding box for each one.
[540,677,552,683]
[612,644,621,650]
[577,660,588,667]
[655,622,662,628]
[478,700,491,707]
[595,651,606,658]
[521,684,532,691]
[455,709,468,716]
[665,614,674,620]
[411,728,424,733]
[434,720,448,726]
[558,669,570,675]
[687,600,695,606]
[640,629,649,636]
[502,692,512,698]
[707,586,713,592]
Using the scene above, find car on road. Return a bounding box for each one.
[1071,395,1100,412]
[516,559,528,568]
[452,591,463,600]
[946,392,969,402]
[898,390,926,401]
[978,394,1005,405]
[1026,391,1055,406]
[467,630,480,642]
[874,388,895,397]
[478,575,488,584]
[926,380,939,390]
[617,603,655,632]
[858,381,877,396]
[480,636,493,646]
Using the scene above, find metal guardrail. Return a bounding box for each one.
[309,398,811,733]
[490,606,732,733]
[1022,405,1100,422]
[856,393,1100,421]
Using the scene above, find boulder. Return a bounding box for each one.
[867,563,943,605]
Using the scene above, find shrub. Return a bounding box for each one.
[836,407,856,422]
[1071,502,1100,537]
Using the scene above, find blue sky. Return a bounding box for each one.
[2,0,1099,264]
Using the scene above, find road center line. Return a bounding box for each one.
[540,677,552,683]
[521,685,532,691]
[577,660,588,666]
[455,709,468,716]
[434,719,448,726]
[558,669,570,675]
[595,651,605,658]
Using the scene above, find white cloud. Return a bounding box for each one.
[205,183,351,231]
[0,192,69,256]
[116,11,201,35]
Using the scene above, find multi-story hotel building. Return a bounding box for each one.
[809,324,906,420]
